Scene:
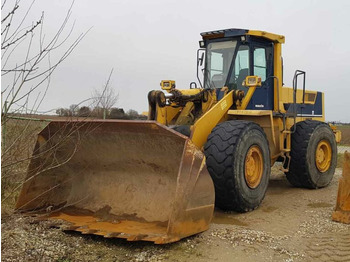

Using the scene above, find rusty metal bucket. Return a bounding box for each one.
[332,151,350,224]
[15,120,215,244]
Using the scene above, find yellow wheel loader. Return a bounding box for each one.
[16,28,341,244]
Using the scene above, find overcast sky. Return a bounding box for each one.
[2,0,350,122]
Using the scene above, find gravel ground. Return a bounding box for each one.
[338,146,350,154]
[2,168,350,262]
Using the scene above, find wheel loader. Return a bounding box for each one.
[16,28,341,244]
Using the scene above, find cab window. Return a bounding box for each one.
[253,47,267,81]
[234,45,250,79]
[227,44,250,91]
[206,41,237,88]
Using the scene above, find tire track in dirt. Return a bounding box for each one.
[306,232,350,261]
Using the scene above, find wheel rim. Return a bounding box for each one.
[244,145,263,189]
[315,139,332,172]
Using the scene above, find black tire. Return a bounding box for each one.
[204,120,270,212]
[286,120,337,189]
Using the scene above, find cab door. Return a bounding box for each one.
[246,40,274,110]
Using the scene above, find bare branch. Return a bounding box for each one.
[92,69,119,118]
[1,14,42,50]
[2,68,38,72]
[1,0,91,214]
[2,0,35,47]
[1,3,18,23]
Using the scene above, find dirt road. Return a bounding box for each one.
[2,166,350,262]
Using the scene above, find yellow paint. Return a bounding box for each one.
[177,89,202,96]
[228,110,279,162]
[156,106,167,124]
[161,80,176,91]
[247,30,285,43]
[228,110,271,116]
[220,100,227,110]
[236,76,261,110]
[330,126,342,143]
[201,89,216,113]
[238,86,256,110]
[165,106,181,125]
[175,102,195,125]
[191,91,233,149]
[281,87,318,105]
[315,140,332,172]
[274,43,284,113]
[332,152,350,224]
[322,91,325,121]
[244,145,263,189]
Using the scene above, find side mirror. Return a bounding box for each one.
[197,49,206,88]
[200,52,204,66]
[197,49,205,67]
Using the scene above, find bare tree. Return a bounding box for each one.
[1,0,88,117]
[109,107,125,119]
[69,104,79,116]
[77,106,90,117]
[126,109,139,119]
[1,0,88,213]
[92,69,119,119]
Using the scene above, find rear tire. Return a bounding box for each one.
[286,120,337,188]
[204,120,270,212]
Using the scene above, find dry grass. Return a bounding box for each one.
[337,153,344,168]
[1,118,48,214]
[336,125,350,146]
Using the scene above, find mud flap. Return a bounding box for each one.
[15,120,215,243]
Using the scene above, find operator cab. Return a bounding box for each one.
[198,29,276,110]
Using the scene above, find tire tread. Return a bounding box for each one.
[286,120,336,188]
[204,120,269,212]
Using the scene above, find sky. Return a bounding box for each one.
[2,0,350,122]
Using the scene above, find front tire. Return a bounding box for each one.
[204,120,270,212]
[286,120,337,188]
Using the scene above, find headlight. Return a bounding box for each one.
[160,80,176,91]
[243,76,262,87]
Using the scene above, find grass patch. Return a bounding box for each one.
[1,118,48,214]
[337,153,344,168]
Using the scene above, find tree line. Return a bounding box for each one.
[56,105,146,120]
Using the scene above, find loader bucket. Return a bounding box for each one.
[332,151,350,224]
[15,120,215,244]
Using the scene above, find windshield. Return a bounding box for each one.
[204,40,237,88]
